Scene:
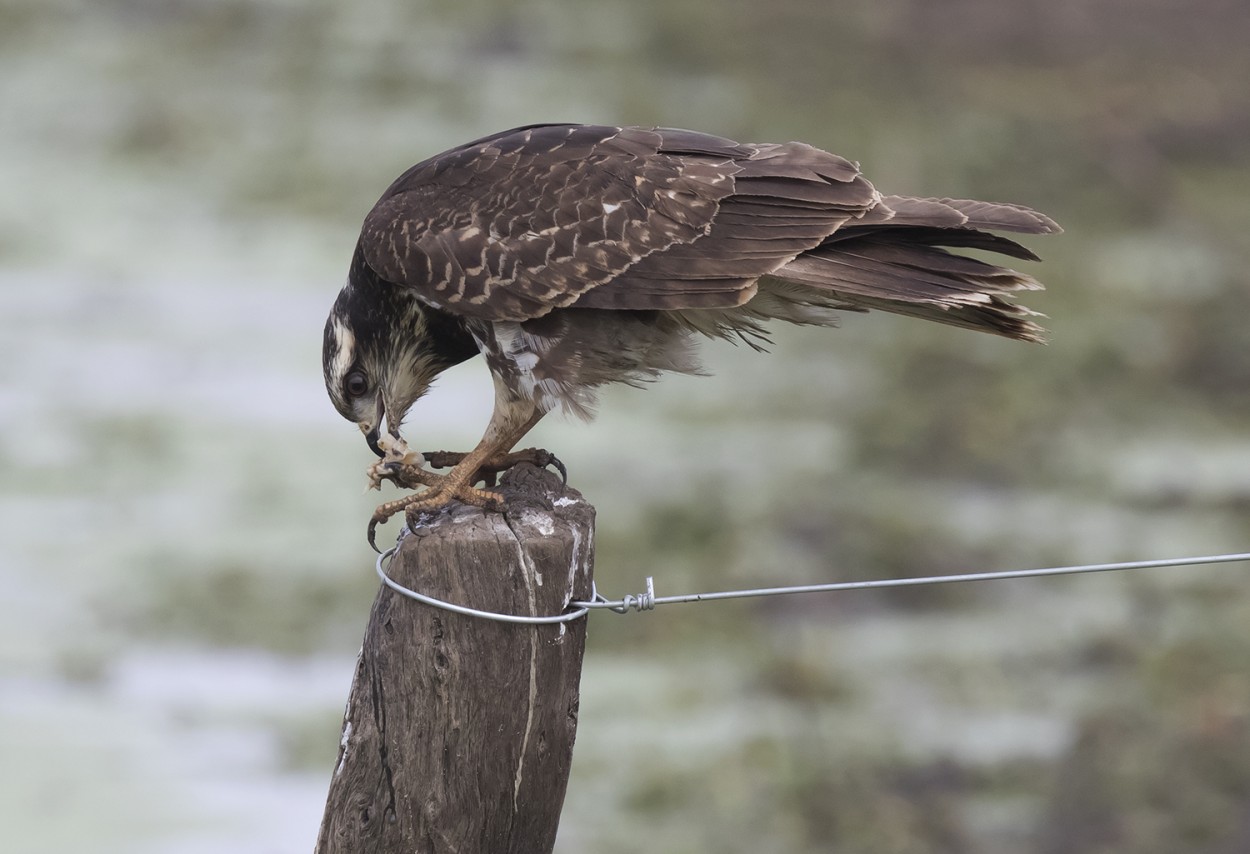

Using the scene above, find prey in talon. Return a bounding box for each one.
[322,124,1058,549]
[364,431,426,491]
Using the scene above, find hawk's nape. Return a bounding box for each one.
[321,124,1059,547]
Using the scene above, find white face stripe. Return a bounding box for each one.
[328,315,357,389]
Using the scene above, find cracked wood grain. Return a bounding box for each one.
[315,464,595,854]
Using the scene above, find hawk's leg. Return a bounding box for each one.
[422,447,568,486]
[366,402,545,551]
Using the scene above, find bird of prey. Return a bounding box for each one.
[322,124,1058,548]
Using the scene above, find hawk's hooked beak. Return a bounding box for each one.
[361,393,386,458]
[364,425,383,458]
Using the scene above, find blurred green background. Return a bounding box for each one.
[3,1,1249,851]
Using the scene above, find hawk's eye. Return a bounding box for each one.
[345,371,369,398]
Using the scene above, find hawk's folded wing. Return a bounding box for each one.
[358,124,878,321]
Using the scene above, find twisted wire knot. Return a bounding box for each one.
[609,577,656,614]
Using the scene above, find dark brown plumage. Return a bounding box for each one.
[321,124,1059,544]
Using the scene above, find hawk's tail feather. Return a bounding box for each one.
[859,195,1062,235]
[772,220,1051,343]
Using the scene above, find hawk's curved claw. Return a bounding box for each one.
[504,447,567,484]
[367,516,384,554]
[537,450,568,485]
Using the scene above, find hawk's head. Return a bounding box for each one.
[322,246,479,456]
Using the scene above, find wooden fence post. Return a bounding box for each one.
[315,463,595,854]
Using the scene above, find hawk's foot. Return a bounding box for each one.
[366,480,504,552]
[422,447,568,486]
[364,444,562,551]
[366,457,444,492]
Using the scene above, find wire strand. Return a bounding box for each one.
[375,548,1250,624]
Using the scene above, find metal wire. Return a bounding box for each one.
[374,545,595,624]
[375,547,1250,625]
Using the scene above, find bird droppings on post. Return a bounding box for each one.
[523,510,556,538]
[333,719,352,779]
[567,525,585,593]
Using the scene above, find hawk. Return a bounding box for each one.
[322,124,1058,548]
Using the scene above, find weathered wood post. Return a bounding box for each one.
[316,464,595,854]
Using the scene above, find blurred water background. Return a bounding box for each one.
[3,1,1250,851]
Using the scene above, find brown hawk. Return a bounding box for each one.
[321,124,1059,548]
